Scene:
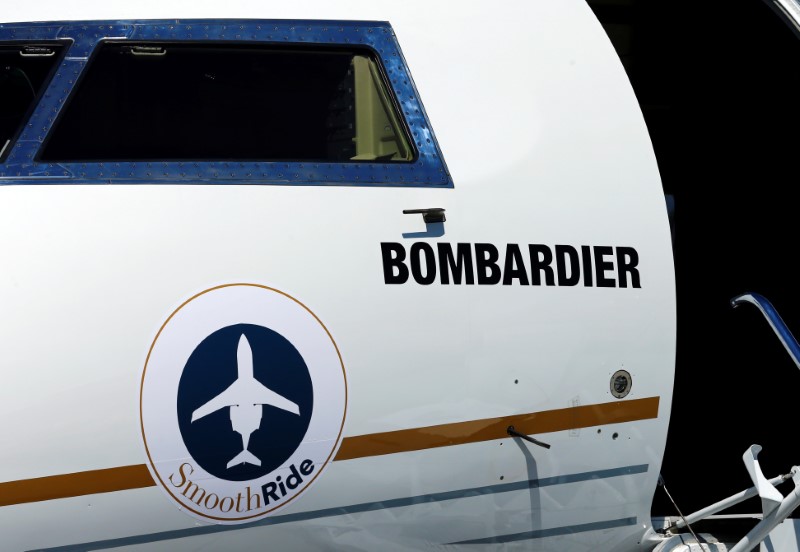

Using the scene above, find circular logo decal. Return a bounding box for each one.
[140,284,347,523]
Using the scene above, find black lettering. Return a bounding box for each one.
[437,243,475,285]
[410,242,436,285]
[594,246,616,287]
[528,244,555,286]
[277,475,286,497]
[236,492,244,512]
[617,247,641,288]
[286,464,303,490]
[261,481,280,504]
[581,246,593,287]
[502,244,529,285]
[555,245,580,286]
[385,241,641,289]
[475,243,501,285]
[381,242,409,284]
[300,459,314,476]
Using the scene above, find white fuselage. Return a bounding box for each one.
[0,1,675,550]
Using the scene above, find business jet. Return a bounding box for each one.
[0,0,798,550]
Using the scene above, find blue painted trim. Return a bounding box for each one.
[0,20,452,188]
[731,292,800,369]
[34,464,648,551]
[448,517,639,545]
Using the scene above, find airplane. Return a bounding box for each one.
[0,0,798,550]
[190,334,301,469]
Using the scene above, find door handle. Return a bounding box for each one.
[403,208,446,223]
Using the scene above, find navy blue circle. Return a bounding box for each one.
[177,324,313,481]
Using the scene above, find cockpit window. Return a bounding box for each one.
[0,43,65,161]
[39,42,415,163]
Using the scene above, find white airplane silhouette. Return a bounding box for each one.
[191,334,301,469]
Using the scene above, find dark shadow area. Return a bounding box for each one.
[39,42,413,163]
[587,0,800,517]
[402,221,446,239]
[0,42,66,161]
[512,438,542,535]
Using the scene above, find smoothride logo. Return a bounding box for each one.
[140,284,347,523]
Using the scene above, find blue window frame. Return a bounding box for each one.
[0,41,67,163]
[0,20,452,187]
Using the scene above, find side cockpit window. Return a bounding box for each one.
[0,43,65,161]
[40,42,414,163]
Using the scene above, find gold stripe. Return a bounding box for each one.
[0,465,155,507]
[335,397,659,461]
[0,397,658,507]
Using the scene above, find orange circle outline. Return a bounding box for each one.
[139,283,348,522]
